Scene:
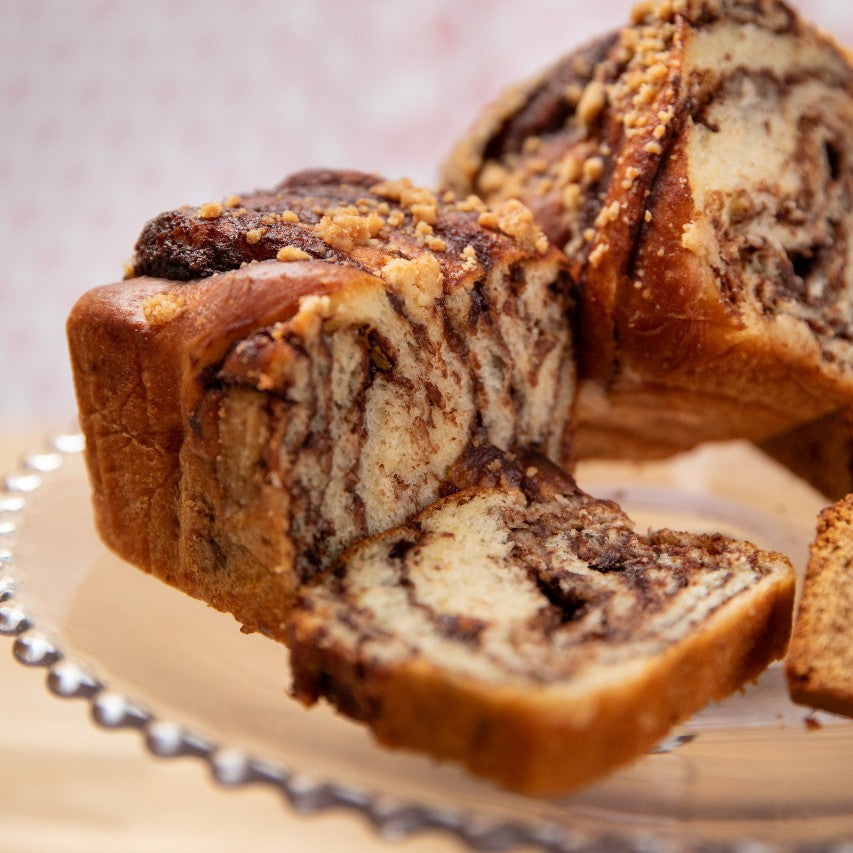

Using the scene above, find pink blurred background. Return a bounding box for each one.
[2,0,850,423]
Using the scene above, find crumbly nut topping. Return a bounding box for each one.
[276,245,311,262]
[141,291,188,324]
[582,156,605,184]
[588,242,609,268]
[315,206,384,253]
[461,244,479,271]
[577,80,607,127]
[197,201,224,220]
[630,0,686,25]
[380,254,444,306]
[477,199,549,254]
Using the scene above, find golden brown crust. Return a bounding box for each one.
[291,582,792,795]
[443,0,853,459]
[67,260,367,630]
[68,170,575,637]
[786,494,853,716]
[288,467,795,795]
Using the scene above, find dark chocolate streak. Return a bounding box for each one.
[481,34,618,164]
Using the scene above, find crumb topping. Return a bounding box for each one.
[479,199,550,254]
[132,171,560,284]
[380,254,444,306]
[141,291,188,324]
[197,201,224,220]
[276,245,311,262]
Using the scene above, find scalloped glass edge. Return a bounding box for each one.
[0,430,628,853]
[2,431,851,853]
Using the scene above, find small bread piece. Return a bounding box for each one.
[443,0,853,460]
[786,494,853,716]
[288,452,795,795]
[67,170,575,638]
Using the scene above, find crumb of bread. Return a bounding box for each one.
[197,201,223,220]
[122,261,136,280]
[477,199,549,254]
[461,244,479,271]
[563,184,582,211]
[314,207,380,253]
[141,292,188,324]
[583,156,605,184]
[386,209,405,228]
[622,166,641,191]
[223,195,242,208]
[455,195,488,213]
[577,80,607,126]
[245,228,266,245]
[380,254,444,305]
[276,245,311,262]
[588,242,609,268]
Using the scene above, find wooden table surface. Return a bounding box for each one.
[0,425,465,853]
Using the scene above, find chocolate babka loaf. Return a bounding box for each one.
[786,493,853,717]
[288,449,796,795]
[443,0,853,460]
[67,170,575,637]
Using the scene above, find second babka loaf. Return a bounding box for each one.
[443,0,853,461]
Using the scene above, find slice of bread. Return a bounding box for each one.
[67,171,575,637]
[288,452,796,795]
[443,0,853,461]
[786,494,853,716]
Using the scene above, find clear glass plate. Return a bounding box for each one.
[3,433,852,851]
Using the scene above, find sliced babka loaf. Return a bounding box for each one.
[786,493,853,717]
[67,170,575,637]
[288,449,796,795]
[443,0,853,460]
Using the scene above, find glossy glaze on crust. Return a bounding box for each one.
[288,448,796,794]
[443,0,853,459]
[68,170,575,636]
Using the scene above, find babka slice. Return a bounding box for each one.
[443,0,853,460]
[786,494,853,717]
[67,170,575,638]
[287,450,795,795]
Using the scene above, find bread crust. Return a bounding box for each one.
[786,494,853,716]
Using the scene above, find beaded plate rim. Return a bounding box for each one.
[1,430,849,853]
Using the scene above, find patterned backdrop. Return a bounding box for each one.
[1,0,849,420]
